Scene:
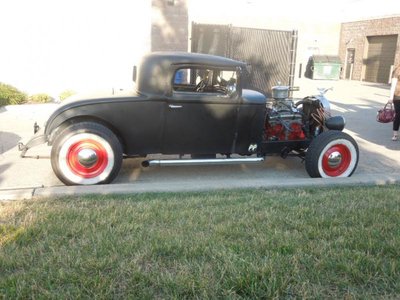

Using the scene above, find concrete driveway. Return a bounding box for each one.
[1,78,399,194]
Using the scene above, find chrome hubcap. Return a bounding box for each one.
[327,151,342,168]
[77,149,98,167]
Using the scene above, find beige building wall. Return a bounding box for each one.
[339,16,400,82]
[0,1,153,96]
[151,0,189,51]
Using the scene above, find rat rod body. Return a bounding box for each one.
[20,52,359,185]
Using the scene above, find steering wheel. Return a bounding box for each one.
[195,79,207,92]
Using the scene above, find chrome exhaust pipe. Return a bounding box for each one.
[142,157,264,167]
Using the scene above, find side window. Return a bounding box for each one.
[173,67,237,96]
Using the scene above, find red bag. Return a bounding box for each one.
[377,102,395,123]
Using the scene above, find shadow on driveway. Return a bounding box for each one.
[329,96,400,174]
[0,131,21,154]
[0,163,11,185]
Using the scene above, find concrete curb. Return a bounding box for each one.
[0,188,36,201]
[1,173,399,201]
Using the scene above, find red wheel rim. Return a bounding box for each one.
[322,144,351,177]
[67,139,108,178]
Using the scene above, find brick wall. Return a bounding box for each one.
[151,0,188,52]
[339,17,400,81]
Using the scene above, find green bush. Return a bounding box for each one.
[0,82,27,106]
[59,89,76,101]
[29,93,54,103]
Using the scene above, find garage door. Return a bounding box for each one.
[364,35,398,83]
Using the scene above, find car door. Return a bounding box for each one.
[162,91,239,155]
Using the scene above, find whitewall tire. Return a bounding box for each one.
[305,131,359,178]
[51,122,122,185]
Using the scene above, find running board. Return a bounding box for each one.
[142,157,264,168]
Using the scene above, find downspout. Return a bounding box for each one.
[289,30,298,98]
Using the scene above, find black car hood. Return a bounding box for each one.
[62,88,140,105]
[44,88,147,136]
[242,89,266,105]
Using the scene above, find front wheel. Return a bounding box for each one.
[305,131,359,178]
[51,122,123,185]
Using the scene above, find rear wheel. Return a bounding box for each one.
[305,131,359,178]
[51,122,122,185]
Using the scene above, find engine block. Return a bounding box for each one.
[265,100,306,141]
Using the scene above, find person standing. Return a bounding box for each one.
[389,65,400,141]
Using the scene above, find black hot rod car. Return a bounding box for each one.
[19,52,359,185]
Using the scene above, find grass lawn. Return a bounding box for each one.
[1,186,400,298]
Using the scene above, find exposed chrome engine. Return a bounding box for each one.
[265,98,305,141]
[265,86,333,141]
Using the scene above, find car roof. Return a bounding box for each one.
[136,52,247,95]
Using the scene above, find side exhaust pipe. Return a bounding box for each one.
[142,157,264,168]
